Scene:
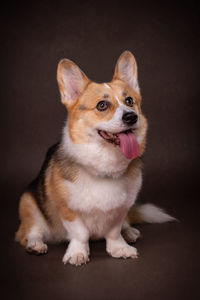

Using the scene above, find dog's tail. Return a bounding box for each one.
[127,203,176,225]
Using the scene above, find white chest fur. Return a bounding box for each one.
[65,168,142,213]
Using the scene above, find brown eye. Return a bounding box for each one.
[96,101,110,111]
[125,96,134,107]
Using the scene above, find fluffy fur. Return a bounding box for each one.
[16,51,175,266]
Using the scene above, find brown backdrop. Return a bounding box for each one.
[1,1,200,300]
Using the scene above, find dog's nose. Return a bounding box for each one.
[122,111,138,126]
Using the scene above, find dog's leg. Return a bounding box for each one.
[121,220,141,243]
[15,192,50,254]
[26,225,48,254]
[62,218,90,266]
[106,220,138,259]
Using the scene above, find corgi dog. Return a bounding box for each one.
[16,51,175,266]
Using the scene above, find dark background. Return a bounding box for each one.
[1,1,200,299]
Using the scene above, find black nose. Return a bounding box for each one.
[122,111,138,126]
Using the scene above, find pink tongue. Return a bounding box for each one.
[118,132,139,159]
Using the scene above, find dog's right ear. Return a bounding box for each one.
[57,59,90,108]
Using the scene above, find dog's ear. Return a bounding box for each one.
[57,59,90,107]
[113,51,140,93]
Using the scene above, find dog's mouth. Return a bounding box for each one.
[98,129,139,160]
[98,130,121,145]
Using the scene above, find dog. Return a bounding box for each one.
[15,51,175,266]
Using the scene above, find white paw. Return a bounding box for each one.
[26,239,48,254]
[107,236,138,259]
[63,252,89,266]
[62,240,89,266]
[108,244,138,259]
[122,226,142,243]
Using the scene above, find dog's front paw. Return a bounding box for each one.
[107,236,138,259]
[63,240,89,266]
[63,251,89,266]
[108,244,138,259]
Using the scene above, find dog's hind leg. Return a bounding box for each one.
[121,220,142,243]
[15,192,50,254]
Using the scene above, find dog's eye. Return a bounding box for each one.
[125,97,134,107]
[96,101,110,111]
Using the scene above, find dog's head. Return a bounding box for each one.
[57,51,148,177]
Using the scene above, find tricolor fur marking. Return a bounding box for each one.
[16,51,175,266]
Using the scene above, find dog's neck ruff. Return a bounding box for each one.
[61,124,131,178]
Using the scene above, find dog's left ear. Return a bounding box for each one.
[113,51,140,93]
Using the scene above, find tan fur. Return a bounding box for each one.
[16,158,79,246]
[138,115,148,156]
[46,162,77,222]
[15,192,40,246]
[126,209,145,225]
[125,159,145,225]
[126,157,143,178]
